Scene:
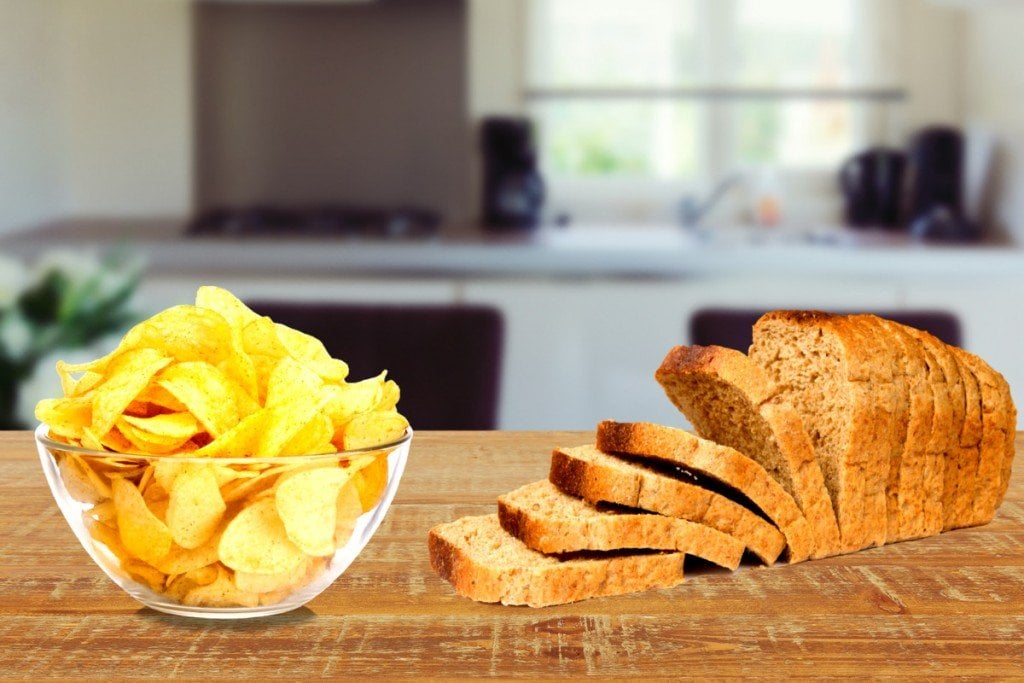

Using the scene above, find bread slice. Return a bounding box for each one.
[899,325,965,536]
[869,317,936,542]
[948,347,984,530]
[595,420,814,563]
[749,311,892,552]
[654,345,841,559]
[953,348,1016,525]
[427,514,685,607]
[843,315,917,544]
[549,445,787,565]
[497,479,745,570]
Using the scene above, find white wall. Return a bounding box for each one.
[0,0,192,236]
[963,3,1024,242]
[0,0,67,235]
[61,0,193,219]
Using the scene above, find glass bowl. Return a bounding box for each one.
[36,423,411,619]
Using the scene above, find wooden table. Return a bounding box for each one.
[2,430,1022,679]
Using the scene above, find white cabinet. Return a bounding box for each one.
[136,270,1022,430]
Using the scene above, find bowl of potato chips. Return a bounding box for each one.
[34,286,412,619]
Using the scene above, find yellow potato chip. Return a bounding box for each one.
[157,362,240,438]
[342,410,409,451]
[195,286,260,331]
[254,403,323,458]
[265,357,323,408]
[279,412,335,457]
[118,305,233,365]
[89,499,117,524]
[85,516,132,564]
[219,497,306,575]
[123,412,199,443]
[112,477,173,566]
[233,555,310,594]
[275,465,351,556]
[164,563,220,602]
[91,348,173,436]
[321,374,386,430]
[182,565,260,608]
[57,454,104,504]
[36,397,92,440]
[166,464,227,549]
[335,479,363,546]
[134,384,189,413]
[151,534,221,575]
[352,452,389,512]
[123,558,167,592]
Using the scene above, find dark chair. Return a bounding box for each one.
[689,308,961,351]
[247,301,504,430]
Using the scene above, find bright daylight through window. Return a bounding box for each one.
[525,0,905,222]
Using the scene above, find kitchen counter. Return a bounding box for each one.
[3,217,1023,279]
[2,430,1022,679]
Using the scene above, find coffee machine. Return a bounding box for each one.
[905,126,978,242]
[480,117,545,231]
[839,147,906,229]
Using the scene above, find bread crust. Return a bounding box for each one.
[655,344,841,558]
[596,420,814,563]
[497,480,745,570]
[751,311,886,552]
[550,445,787,565]
[954,348,1016,524]
[428,514,685,607]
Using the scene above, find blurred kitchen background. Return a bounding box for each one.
[1,0,1023,429]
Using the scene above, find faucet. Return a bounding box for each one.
[679,173,744,233]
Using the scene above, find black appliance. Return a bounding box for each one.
[186,205,439,238]
[839,147,906,229]
[905,126,977,242]
[480,117,545,231]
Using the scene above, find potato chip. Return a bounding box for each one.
[342,411,409,451]
[151,534,222,575]
[219,497,306,575]
[36,397,92,440]
[275,465,351,556]
[233,555,310,594]
[280,412,335,457]
[123,558,167,592]
[89,499,117,524]
[166,464,227,549]
[182,565,260,608]
[157,362,240,438]
[91,348,173,436]
[118,305,233,365]
[57,454,104,504]
[265,357,323,408]
[321,374,386,430]
[335,479,363,546]
[112,477,173,566]
[85,516,132,564]
[119,413,200,455]
[254,403,323,458]
[352,452,389,512]
[195,286,260,331]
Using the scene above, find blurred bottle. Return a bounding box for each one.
[751,167,782,227]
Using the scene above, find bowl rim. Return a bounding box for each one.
[35,422,413,464]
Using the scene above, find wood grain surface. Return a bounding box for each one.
[1,430,1022,679]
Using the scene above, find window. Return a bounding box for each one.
[525,0,905,222]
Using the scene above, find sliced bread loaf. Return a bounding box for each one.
[953,348,1016,525]
[870,316,936,542]
[497,479,745,570]
[595,420,814,563]
[749,310,891,552]
[654,345,841,559]
[899,325,965,536]
[948,348,984,530]
[549,445,787,565]
[428,514,685,607]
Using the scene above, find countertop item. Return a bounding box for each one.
[3,218,1024,279]
[1,430,1022,678]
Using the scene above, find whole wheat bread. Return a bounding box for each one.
[549,445,787,565]
[654,345,841,558]
[595,420,814,563]
[427,514,685,607]
[749,311,891,552]
[498,479,745,570]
